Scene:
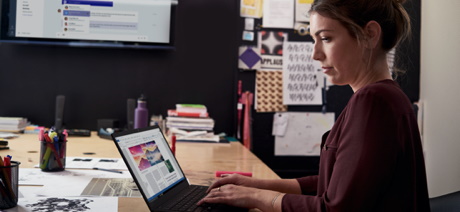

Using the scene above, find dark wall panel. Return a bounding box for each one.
[0,0,239,134]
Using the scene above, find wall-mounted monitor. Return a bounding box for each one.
[0,0,177,49]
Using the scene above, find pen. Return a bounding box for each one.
[93,167,123,174]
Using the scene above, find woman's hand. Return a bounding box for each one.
[197,184,282,211]
[206,173,255,192]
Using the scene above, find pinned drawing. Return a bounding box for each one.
[282,41,323,105]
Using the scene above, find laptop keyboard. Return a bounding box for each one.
[158,185,209,211]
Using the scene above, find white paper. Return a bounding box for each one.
[65,157,128,170]
[283,41,323,105]
[19,168,132,197]
[6,196,118,212]
[263,0,295,29]
[295,0,312,22]
[272,113,289,136]
[275,112,334,156]
[245,18,255,30]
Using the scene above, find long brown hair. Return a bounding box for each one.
[310,0,411,51]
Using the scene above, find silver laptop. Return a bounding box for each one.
[111,125,245,212]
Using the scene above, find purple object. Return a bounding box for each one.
[239,47,261,69]
[134,94,149,129]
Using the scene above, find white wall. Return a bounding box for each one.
[420,0,460,197]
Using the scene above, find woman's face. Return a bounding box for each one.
[310,12,366,87]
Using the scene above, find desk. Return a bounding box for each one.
[6,132,280,211]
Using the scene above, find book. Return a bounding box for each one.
[0,117,28,132]
[167,109,209,118]
[176,134,229,144]
[0,117,27,124]
[166,122,214,131]
[176,104,207,113]
[166,116,214,124]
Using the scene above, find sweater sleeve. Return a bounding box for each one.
[282,88,402,211]
[296,175,319,195]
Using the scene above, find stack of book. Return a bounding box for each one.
[166,104,221,143]
[167,104,209,118]
[0,117,28,132]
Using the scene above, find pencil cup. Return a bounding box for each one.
[39,140,67,172]
[0,161,20,209]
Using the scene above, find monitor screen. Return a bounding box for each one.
[0,0,177,49]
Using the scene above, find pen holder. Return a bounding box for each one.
[0,161,20,209]
[39,140,67,172]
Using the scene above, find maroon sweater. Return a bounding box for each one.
[282,80,430,211]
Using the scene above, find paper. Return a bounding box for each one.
[258,30,287,69]
[242,31,255,41]
[65,157,128,170]
[240,0,263,18]
[295,0,312,22]
[255,70,287,112]
[81,178,141,197]
[7,196,118,212]
[262,0,294,29]
[282,41,323,105]
[239,46,262,70]
[272,113,289,136]
[19,168,132,197]
[0,132,20,139]
[275,112,334,156]
[245,18,255,30]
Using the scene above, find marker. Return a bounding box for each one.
[215,171,252,177]
[171,134,176,156]
[93,167,123,174]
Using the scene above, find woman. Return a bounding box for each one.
[198,0,430,211]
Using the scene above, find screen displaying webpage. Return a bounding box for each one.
[15,0,171,43]
[114,128,184,201]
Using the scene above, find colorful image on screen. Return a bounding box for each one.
[129,140,165,171]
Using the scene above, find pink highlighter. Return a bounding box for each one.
[215,171,253,177]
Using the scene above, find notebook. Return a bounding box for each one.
[111,125,246,212]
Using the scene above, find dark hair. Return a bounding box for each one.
[310,0,411,51]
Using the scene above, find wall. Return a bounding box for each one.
[0,1,239,134]
[420,0,460,197]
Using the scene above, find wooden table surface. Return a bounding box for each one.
[4,132,279,211]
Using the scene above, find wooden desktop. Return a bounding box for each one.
[6,132,280,212]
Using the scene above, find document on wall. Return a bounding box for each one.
[240,0,263,18]
[295,0,313,22]
[262,0,295,29]
[274,112,334,156]
[258,30,287,69]
[283,41,323,105]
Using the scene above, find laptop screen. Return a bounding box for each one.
[113,127,185,201]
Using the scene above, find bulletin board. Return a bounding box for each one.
[235,0,421,178]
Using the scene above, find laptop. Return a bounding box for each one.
[111,125,246,212]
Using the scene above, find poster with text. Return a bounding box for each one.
[258,30,287,69]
